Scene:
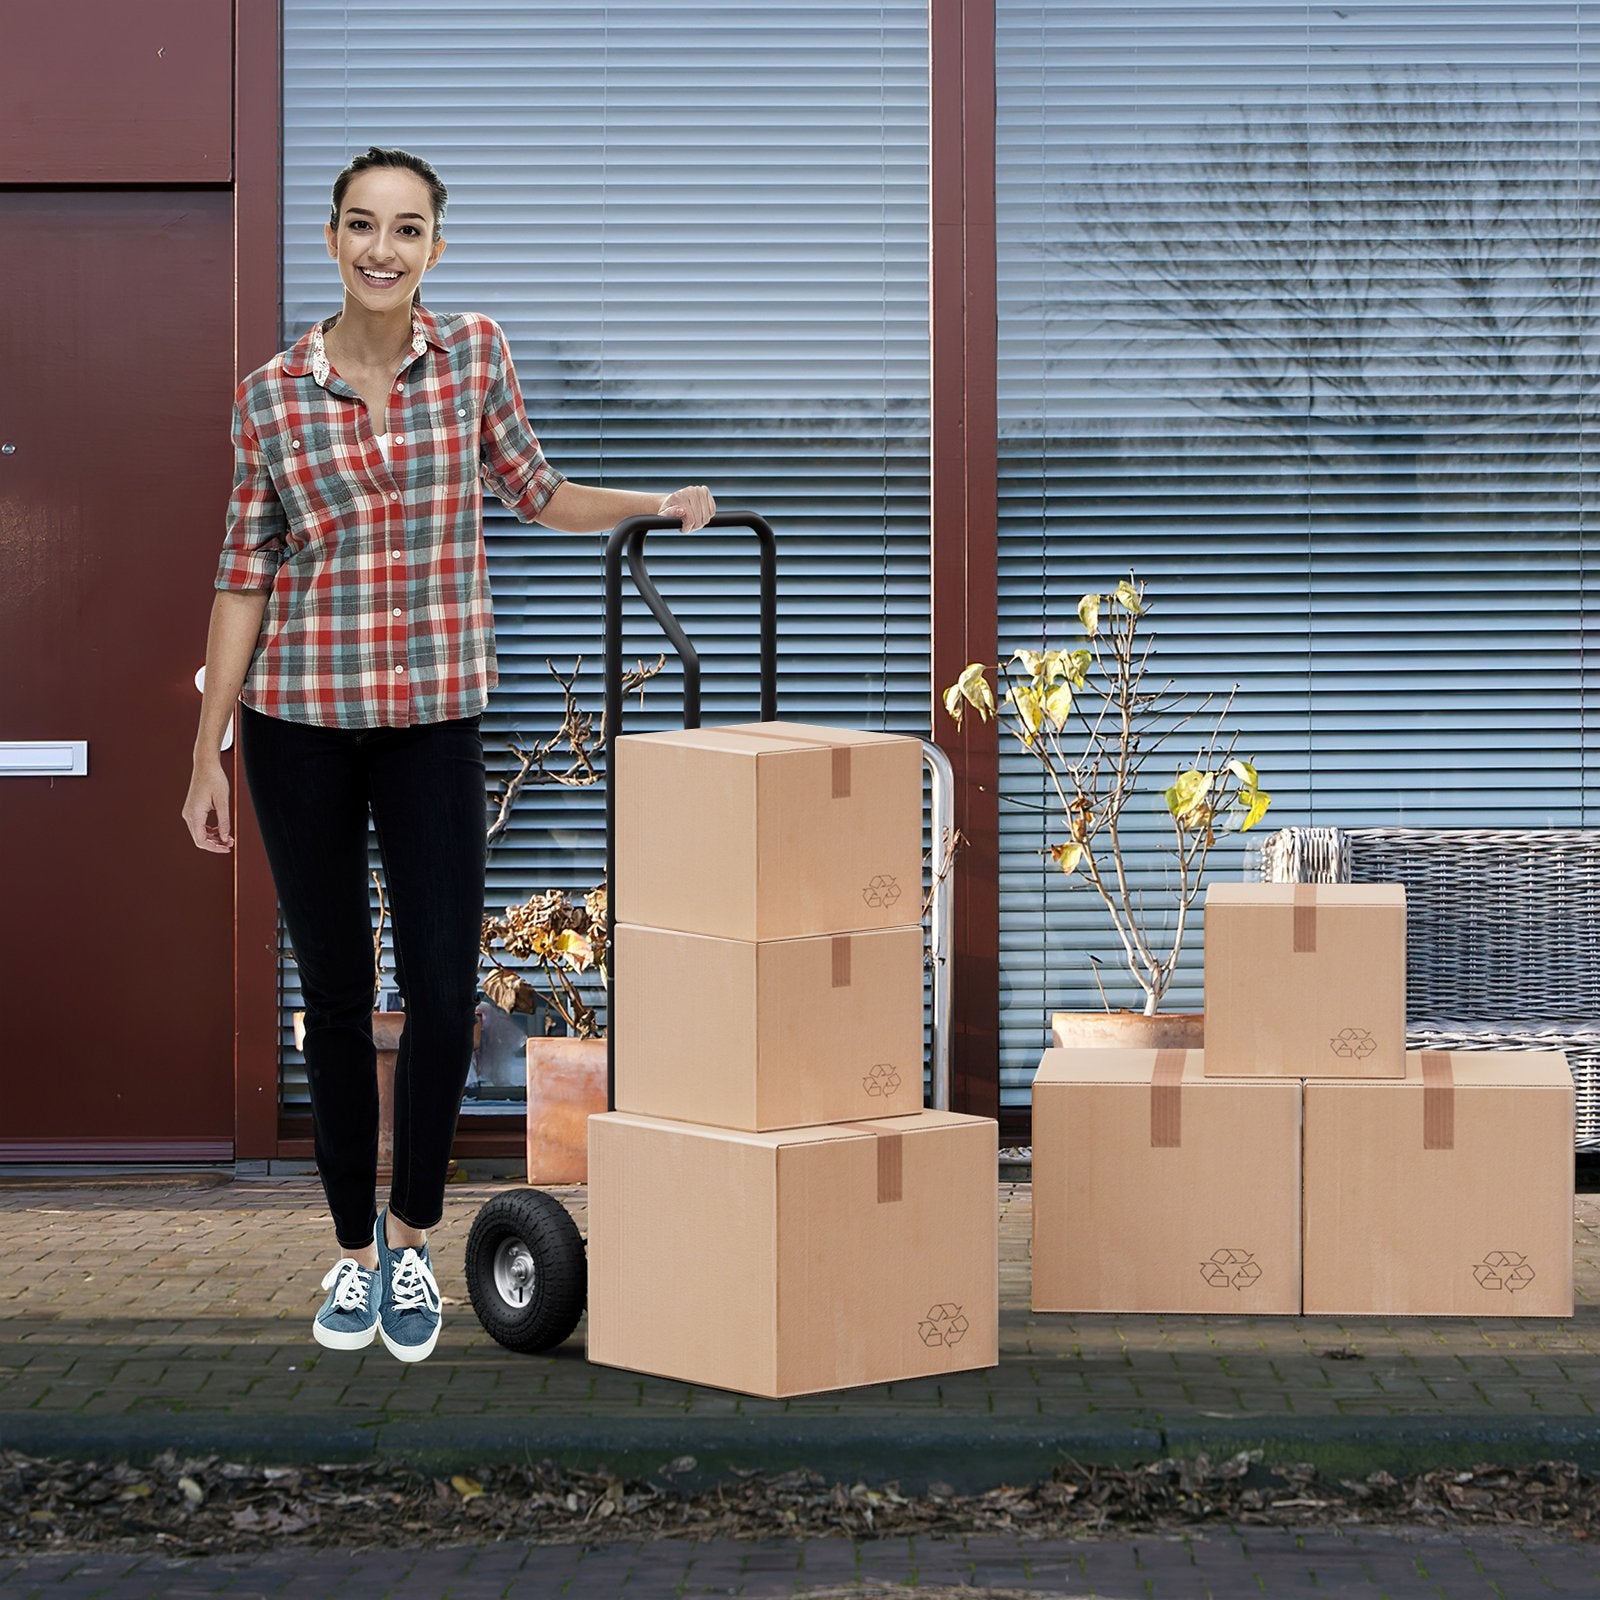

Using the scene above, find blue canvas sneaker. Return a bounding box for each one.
[375,1207,443,1362]
[312,1256,381,1350]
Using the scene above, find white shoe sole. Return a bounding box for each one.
[312,1319,379,1351]
[379,1321,441,1362]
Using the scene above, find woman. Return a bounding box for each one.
[181,146,715,1362]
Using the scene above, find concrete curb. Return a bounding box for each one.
[5,1411,1598,1490]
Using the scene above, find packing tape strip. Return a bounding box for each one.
[1150,1048,1188,1148]
[1292,883,1318,954]
[1420,1049,1456,1150]
[841,1123,905,1203]
[832,935,852,987]
[722,724,854,798]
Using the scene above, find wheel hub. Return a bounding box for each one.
[492,1237,538,1307]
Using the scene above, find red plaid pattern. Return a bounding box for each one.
[216,304,566,728]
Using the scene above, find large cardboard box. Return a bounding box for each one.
[587,1108,999,1396]
[1031,1047,1302,1314]
[614,721,923,942]
[1204,883,1406,1077]
[1303,1050,1575,1318]
[613,922,925,1130]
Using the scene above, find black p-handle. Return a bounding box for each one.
[602,511,778,1108]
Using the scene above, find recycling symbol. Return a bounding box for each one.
[1330,1028,1376,1059]
[862,874,903,909]
[1199,1248,1261,1291]
[918,1303,969,1347]
[1474,1251,1536,1293]
[864,1062,902,1097]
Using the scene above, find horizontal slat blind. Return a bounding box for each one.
[278,2,931,1110]
[995,1,1598,1107]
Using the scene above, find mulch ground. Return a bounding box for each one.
[5,1449,1597,1556]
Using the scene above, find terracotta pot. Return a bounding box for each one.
[526,1035,608,1185]
[293,1010,481,1181]
[1049,1010,1204,1050]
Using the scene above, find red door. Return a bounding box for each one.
[0,190,237,1158]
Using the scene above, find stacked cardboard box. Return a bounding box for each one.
[1033,883,1574,1317]
[588,721,1000,1396]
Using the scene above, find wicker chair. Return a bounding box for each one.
[1260,826,1600,1152]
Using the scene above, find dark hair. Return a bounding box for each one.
[330,147,447,241]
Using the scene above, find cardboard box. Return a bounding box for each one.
[1303,1050,1575,1317]
[613,922,925,1130]
[1031,1047,1302,1314]
[587,1108,999,1396]
[1204,883,1406,1077]
[614,721,923,942]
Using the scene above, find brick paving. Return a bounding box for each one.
[2,1527,1599,1597]
[1,1177,1597,1485]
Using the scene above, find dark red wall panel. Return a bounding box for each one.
[0,190,236,1150]
[1,0,232,183]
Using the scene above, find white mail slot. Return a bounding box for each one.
[0,741,89,776]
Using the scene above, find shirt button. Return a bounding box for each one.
[391,550,401,559]
[457,408,467,418]
[389,491,400,501]
[394,435,404,445]
[395,381,404,391]
[291,439,301,450]
[393,607,402,617]
[395,664,406,674]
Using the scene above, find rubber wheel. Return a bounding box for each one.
[464,1188,587,1354]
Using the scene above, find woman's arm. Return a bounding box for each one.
[183,588,271,852]
[194,590,270,762]
[537,481,713,534]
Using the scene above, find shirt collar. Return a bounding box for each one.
[283,303,446,385]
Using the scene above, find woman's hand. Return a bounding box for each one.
[183,760,235,853]
[658,485,716,532]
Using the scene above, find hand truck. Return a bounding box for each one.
[461,512,954,1352]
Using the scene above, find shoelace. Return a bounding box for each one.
[388,1247,442,1315]
[320,1256,373,1313]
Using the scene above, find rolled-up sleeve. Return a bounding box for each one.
[215,396,288,592]
[479,321,566,523]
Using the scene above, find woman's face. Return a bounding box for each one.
[324,167,446,316]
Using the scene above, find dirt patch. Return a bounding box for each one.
[6,1448,1597,1556]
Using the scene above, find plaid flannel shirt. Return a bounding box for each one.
[216,304,566,728]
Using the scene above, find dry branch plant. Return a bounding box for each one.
[945,578,1270,1015]
[480,886,608,1040]
[477,654,660,1038]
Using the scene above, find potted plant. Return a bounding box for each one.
[480,884,609,1184]
[944,577,1271,1046]
[478,653,661,1183]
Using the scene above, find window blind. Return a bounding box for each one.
[995,1,1597,1109]
[277,2,932,1112]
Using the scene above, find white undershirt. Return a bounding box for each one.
[374,432,392,459]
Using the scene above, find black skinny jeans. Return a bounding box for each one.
[238,701,487,1249]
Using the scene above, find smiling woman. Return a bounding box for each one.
[181,142,717,1367]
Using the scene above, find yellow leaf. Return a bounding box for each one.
[1227,757,1259,790]
[1165,768,1212,825]
[1114,578,1145,615]
[1042,682,1074,729]
[1007,685,1044,743]
[451,1474,485,1500]
[1052,842,1084,876]
[552,930,594,972]
[1077,593,1101,636]
[1011,648,1045,678]
[1238,787,1273,832]
[943,664,995,725]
